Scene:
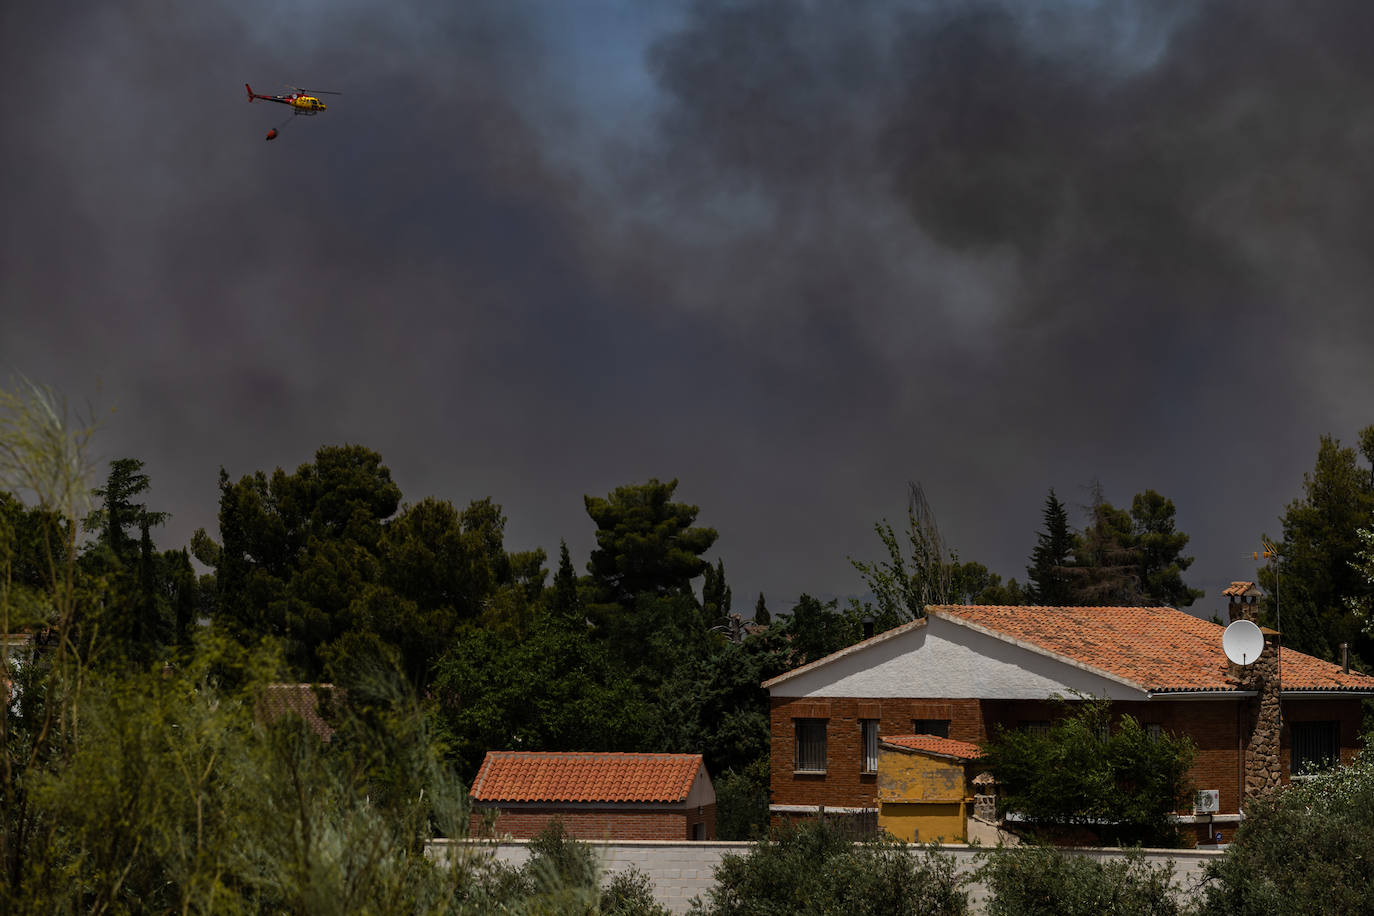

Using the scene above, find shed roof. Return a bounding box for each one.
[470,751,705,804]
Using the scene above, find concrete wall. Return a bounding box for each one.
[430,838,1223,915]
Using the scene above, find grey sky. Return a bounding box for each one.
[4,0,1373,619]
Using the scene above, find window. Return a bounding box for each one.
[794,719,827,773]
[1291,721,1340,776]
[1145,723,1163,742]
[861,719,879,774]
[912,719,950,738]
[1021,720,1051,736]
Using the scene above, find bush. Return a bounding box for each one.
[979,845,1183,916]
[980,696,1196,846]
[1195,749,1374,916]
[689,818,968,916]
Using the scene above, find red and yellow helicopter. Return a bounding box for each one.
[246,84,341,139]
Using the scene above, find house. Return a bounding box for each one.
[764,584,1374,845]
[875,734,983,843]
[469,751,716,841]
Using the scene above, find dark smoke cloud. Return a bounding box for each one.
[4,0,1374,615]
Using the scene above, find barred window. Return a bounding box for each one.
[1291,721,1340,776]
[1145,723,1163,742]
[794,719,827,773]
[861,719,879,774]
[912,718,950,738]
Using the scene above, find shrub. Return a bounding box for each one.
[1195,748,1374,916]
[689,818,968,916]
[979,845,1183,916]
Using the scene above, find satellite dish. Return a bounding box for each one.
[1223,619,1265,666]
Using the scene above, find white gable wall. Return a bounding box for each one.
[769,616,1148,701]
[684,766,716,809]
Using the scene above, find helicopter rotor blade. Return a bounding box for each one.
[289,85,343,95]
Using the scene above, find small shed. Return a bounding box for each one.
[876,734,982,842]
[470,751,716,841]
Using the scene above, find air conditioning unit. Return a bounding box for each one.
[1194,789,1220,814]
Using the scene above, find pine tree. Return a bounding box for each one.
[1026,490,1075,605]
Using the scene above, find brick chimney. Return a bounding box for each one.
[1223,581,1282,800]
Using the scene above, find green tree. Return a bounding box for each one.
[702,558,732,632]
[1,379,99,899]
[1026,489,1075,605]
[583,478,718,678]
[584,478,718,608]
[1061,486,1201,608]
[980,696,1196,847]
[951,560,1029,605]
[851,482,957,621]
[1129,490,1203,608]
[1259,428,1374,665]
[752,592,769,625]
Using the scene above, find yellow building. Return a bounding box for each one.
[876,734,983,842]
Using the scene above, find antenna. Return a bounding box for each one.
[1223,619,1265,666]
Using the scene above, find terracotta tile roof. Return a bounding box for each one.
[881,734,983,760]
[1222,581,1260,597]
[257,684,341,741]
[470,751,704,804]
[928,605,1374,694]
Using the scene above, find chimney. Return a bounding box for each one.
[1341,642,1350,674]
[1223,581,1263,623]
[1220,582,1283,803]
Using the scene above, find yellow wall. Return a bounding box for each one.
[879,802,965,842]
[876,746,970,842]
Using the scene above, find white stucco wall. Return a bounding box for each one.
[768,615,1147,701]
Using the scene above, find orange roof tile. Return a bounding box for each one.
[256,684,341,741]
[470,751,704,803]
[881,734,982,759]
[1222,581,1260,597]
[928,605,1374,694]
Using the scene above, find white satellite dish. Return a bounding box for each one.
[1223,619,1265,666]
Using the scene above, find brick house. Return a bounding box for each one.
[765,584,1374,845]
[470,751,716,841]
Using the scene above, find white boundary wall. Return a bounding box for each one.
[429,839,1224,915]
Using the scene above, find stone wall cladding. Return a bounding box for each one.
[432,839,1223,915]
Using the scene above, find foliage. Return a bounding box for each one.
[1352,525,1374,640]
[584,477,718,609]
[978,845,1184,916]
[479,820,671,915]
[1027,489,1075,605]
[1,379,99,900]
[1059,486,1201,608]
[979,697,1196,847]
[1259,427,1374,665]
[852,482,957,621]
[1195,748,1374,916]
[689,818,968,916]
[206,446,543,686]
[713,758,772,841]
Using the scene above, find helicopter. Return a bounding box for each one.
[246,84,341,139]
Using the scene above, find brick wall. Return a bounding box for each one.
[770,693,1366,844]
[478,804,715,841]
[770,697,984,811]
